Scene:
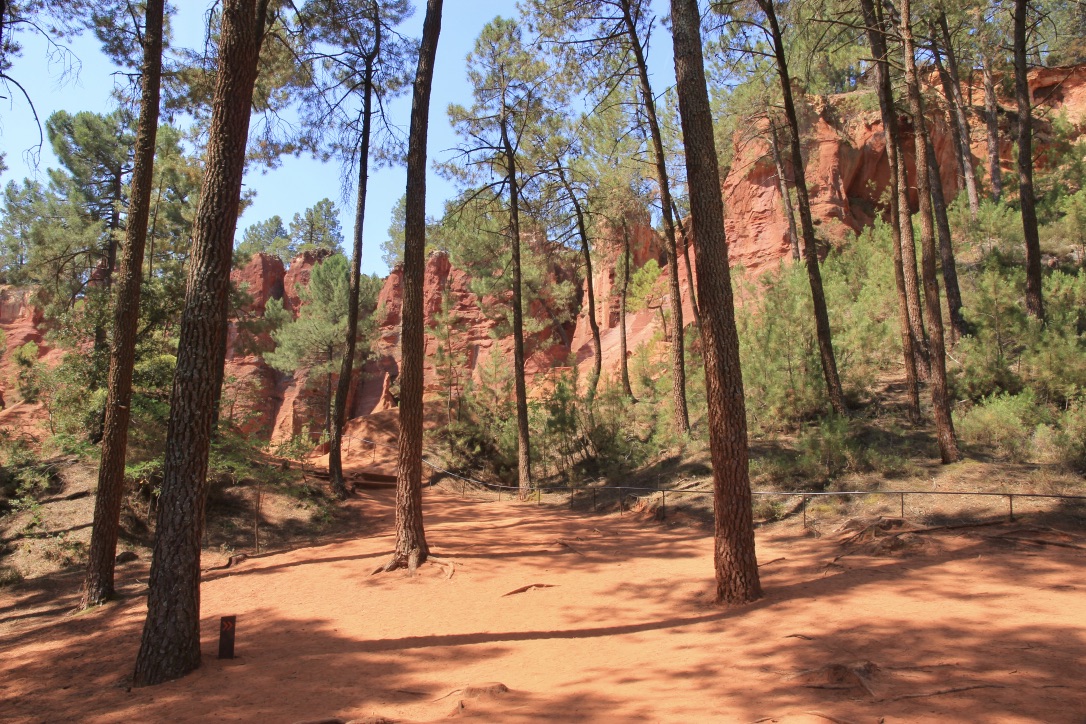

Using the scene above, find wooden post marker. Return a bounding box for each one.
[218,615,237,659]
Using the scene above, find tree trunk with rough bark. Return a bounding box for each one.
[378,0,442,573]
[619,0,689,435]
[330,40,378,500]
[769,121,801,261]
[1014,0,1045,322]
[670,0,761,605]
[563,170,602,401]
[897,126,931,380]
[760,0,846,417]
[132,0,270,687]
[924,131,968,343]
[934,12,980,220]
[619,219,636,401]
[859,0,921,423]
[900,0,962,464]
[982,57,1002,201]
[502,119,533,499]
[671,202,702,332]
[81,0,164,610]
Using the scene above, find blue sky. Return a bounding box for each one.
[1,0,675,277]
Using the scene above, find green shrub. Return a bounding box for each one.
[955,391,1052,462]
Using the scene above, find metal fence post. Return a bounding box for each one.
[536,487,541,505]
[661,490,666,520]
[802,496,808,528]
[900,492,905,518]
[1008,494,1015,521]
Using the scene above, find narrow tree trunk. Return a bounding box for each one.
[380,0,442,573]
[619,219,636,401]
[330,41,378,499]
[619,0,689,435]
[935,12,980,220]
[897,124,931,379]
[760,0,846,416]
[133,0,270,687]
[769,121,801,261]
[671,201,702,330]
[900,0,962,464]
[562,170,602,401]
[670,0,761,604]
[502,120,533,499]
[859,0,921,422]
[982,57,1002,201]
[1013,0,1045,322]
[924,132,968,343]
[80,0,164,610]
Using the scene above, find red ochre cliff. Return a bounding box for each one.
[3,65,1085,451]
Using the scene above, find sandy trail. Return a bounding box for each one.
[2,487,1084,723]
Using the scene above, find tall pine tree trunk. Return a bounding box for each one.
[562,170,602,401]
[379,0,441,573]
[859,0,921,423]
[330,40,378,500]
[671,202,702,331]
[81,0,164,610]
[502,119,533,499]
[935,12,980,220]
[982,57,1002,201]
[133,0,270,687]
[670,0,761,604]
[900,0,962,464]
[1014,0,1045,322]
[619,219,636,401]
[619,0,689,435]
[924,132,968,342]
[897,127,931,379]
[760,0,846,416]
[769,121,801,261]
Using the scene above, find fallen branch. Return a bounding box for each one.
[881,683,1003,702]
[502,583,557,597]
[759,557,786,567]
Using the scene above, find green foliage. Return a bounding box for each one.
[955,391,1051,462]
[263,254,379,435]
[237,199,345,264]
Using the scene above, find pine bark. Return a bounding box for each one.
[859,0,921,422]
[132,0,270,687]
[619,219,636,401]
[982,57,1002,201]
[330,28,379,500]
[670,0,761,605]
[502,119,533,499]
[897,125,931,379]
[81,0,164,609]
[769,121,801,261]
[382,0,442,572]
[900,0,962,464]
[1013,0,1045,322]
[760,0,846,416]
[563,170,602,401]
[619,0,689,434]
[934,12,980,220]
[671,202,702,331]
[924,131,968,343]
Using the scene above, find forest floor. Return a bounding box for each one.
[2,483,1085,723]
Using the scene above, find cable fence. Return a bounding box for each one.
[335,434,1086,527]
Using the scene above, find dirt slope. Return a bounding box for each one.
[2,488,1084,723]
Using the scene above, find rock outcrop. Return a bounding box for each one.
[5,64,1086,452]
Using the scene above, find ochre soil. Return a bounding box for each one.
[2,487,1084,723]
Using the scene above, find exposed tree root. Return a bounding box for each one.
[881,683,1003,702]
[371,552,456,577]
[502,583,557,597]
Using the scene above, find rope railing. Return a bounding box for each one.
[334,433,1086,524]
